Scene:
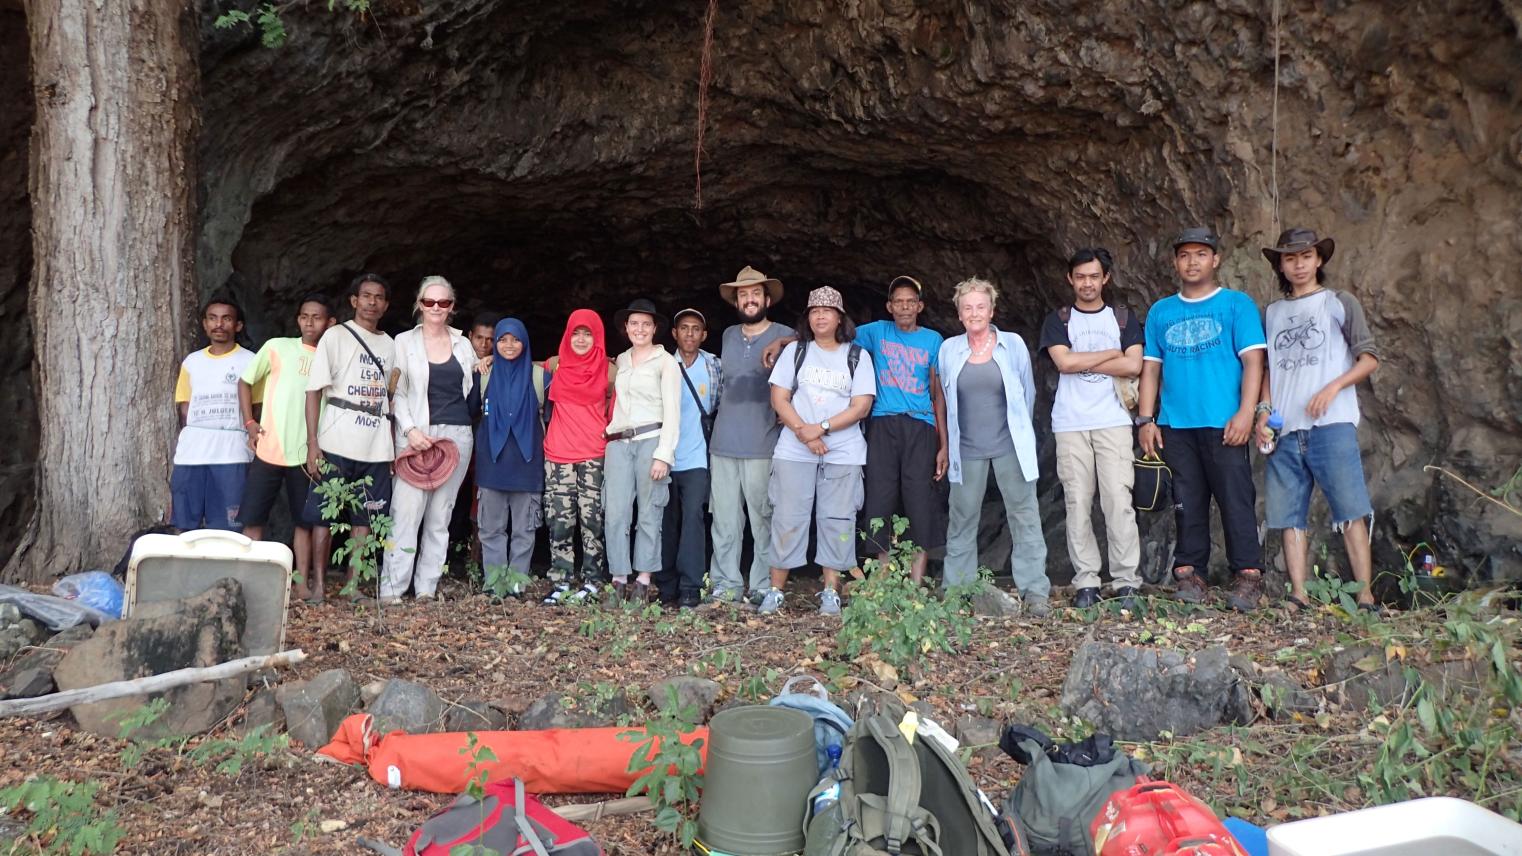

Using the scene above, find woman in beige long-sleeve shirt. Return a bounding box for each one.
[603,299,682,603]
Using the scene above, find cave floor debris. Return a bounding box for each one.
[1,577,1516,855]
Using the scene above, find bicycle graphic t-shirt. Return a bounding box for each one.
[1264,288,1380,434]
[1142,287,1266,429]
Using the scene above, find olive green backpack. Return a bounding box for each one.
[803,713,1009,856]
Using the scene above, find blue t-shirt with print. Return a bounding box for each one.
[855,320,942,426]
[1143,287,1266,429]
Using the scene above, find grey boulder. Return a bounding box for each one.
[1059,642,1254,741]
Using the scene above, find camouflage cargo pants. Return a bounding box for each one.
[544,459,607,583]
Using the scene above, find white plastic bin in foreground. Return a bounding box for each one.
[1267,797,1521,856]
[126,529,294,656]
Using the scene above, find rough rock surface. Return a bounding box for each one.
[51,579,247,738]
[368,678,446,734]
[3,3,1521,580]
[234,686,286,736]
[1324,644,1411,710]
[277,668,360,749]
[0,623,92,700]
[518,688,633,730]
[1059,641,1254,741]
[445,699,509,733]
[647,675,722,720]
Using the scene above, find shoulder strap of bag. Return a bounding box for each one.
[1113,305,1131,327]
[865,715,923,853]
[1059,306,1071,323]
[340,321,387,377]
[678,360,708,417]
[532,364,546,408]
[791,339,808,392]
[514,779,551,856]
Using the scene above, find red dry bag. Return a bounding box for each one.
[1090,778,1246,856]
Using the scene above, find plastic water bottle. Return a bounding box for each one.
[810,745,843,818]
[1258,411,1284,455]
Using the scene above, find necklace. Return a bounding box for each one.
[970,331,995,357]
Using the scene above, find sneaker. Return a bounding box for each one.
[679,592,702,610]
[1227,571,1264,613]
[1113,586,1141,611]
[541,582,571,606]
[1073,587,1101,609]
[746,589,768,607]
[1173,568,1207,604]
[1024,594,1052,618]
[703,588,743,608]
[377,595,403,606]
[757,588,785,615]
[417,592,436,603]
[818,589,842,616]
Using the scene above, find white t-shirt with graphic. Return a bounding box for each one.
[174,346,258,466]
[767,341,876,465]
[1265,289,1380,434]
[1039,305,1144,433]
[306,323,397,463]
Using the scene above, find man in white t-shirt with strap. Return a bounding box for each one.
[304,273,397,595]
[1038,247,1144,611]
[171,295,259,532]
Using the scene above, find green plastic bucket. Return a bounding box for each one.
[696,705,818,855]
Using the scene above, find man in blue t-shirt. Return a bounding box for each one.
[762,276,948,582]
[1137,228,1268,611]
[658,308,723,609]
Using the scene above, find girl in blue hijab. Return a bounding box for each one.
[474,317,544,593]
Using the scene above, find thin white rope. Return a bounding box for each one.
[1270,0,1282,235]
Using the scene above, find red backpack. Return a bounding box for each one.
[405,778,602,856]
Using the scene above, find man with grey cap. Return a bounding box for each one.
[708,266,795,605]
[1137,227,1268,611]
[657,307,723,608]
[1257,227,1380,612]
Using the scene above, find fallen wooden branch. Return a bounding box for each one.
[0,649,307,718]
[551,795,654,822]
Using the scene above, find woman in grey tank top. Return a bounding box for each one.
[937,278,1051,615]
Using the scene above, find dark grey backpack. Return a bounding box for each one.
[803,713,1009,856]
[998,734,1149,856]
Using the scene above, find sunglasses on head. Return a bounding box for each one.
[420,298,454,309]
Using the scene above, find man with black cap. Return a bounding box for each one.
[1137,228,1268,611]
[708,266,794,605]
[657,308,723,608]
[1257,228,1381,612]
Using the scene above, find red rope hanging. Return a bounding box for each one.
[694,0,718,211]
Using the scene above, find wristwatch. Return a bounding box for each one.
[820,419,832,435]
[1254,402,1274,417]
[1135,415,1157,426]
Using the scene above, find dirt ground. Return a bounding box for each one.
[1,575,1515,855]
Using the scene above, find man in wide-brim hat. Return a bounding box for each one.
[1257,226,1382,614]
[718,265,784,305]
[705,265,794,606]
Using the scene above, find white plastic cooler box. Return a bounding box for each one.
[125,529,294,656]
[1267,797,1522,856]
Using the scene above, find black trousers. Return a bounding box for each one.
[658,467,710,600]
[1162,426,1262,574]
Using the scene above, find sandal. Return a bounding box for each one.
[1285,595,1312,611]
[1357,601,1379,613]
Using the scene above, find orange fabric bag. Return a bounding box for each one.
[317,714,709,795]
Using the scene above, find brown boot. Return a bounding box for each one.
[1173,567,1207,604]
[1227,570,1264,613]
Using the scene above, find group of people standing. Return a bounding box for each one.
[166,223,1380,616]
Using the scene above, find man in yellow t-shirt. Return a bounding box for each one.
[238,294,335,601]
[171,296,258,531]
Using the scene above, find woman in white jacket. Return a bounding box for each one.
[380,275,478,602]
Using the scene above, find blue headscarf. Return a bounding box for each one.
[483,317,538,464]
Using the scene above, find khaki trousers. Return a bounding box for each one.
[1055,426,1141,590]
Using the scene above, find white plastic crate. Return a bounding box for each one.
[126,529,294,656]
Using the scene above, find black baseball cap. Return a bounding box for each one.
[1172,227,1220,252]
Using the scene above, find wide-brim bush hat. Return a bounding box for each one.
[1261,227,1335,265]
[613,298,667,331]
[719,265,784,305]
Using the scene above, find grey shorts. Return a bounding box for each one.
[768,459,865,571]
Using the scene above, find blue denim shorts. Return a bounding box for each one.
[1264,422,1372,530]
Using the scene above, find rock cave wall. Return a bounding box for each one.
[4,0,1521,579]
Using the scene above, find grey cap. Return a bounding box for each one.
[1172,227,1220,252]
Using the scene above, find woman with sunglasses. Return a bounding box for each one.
[381,275,479,603]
